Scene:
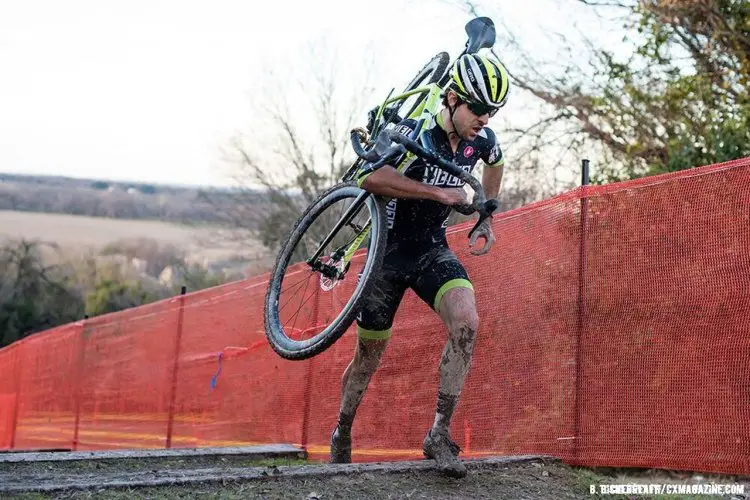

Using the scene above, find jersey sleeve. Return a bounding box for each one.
[480,127,505,168]
[356,118,418,187]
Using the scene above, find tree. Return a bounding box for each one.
[99,237,185,277]
[201,39,378,257]
[449,0,750,183]
[0,240,85,347]
[85,273,166,317]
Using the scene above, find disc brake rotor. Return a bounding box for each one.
[319,257,347,291]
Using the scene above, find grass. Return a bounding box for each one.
[0,210,277,281]
[0,210,269,264]
[569,465,747,500]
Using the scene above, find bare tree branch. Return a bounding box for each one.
[202,37,377,260]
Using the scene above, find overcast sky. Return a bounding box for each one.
[0,0,611,187]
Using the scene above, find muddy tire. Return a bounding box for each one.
[264,182,388,360]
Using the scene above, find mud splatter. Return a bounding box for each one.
[434,391,459,428]
[337,338,389,430]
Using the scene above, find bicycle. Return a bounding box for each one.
[264,17,502,360]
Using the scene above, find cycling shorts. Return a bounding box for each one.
[355,242,473,340]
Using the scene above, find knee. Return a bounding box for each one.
[439,287,479,337]
[448,309,479,338]
[447,312,478,361]
[354,337,389,372]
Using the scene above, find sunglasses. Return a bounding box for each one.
[462,99,499,118]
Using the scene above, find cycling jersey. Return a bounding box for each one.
[357,112,504,252]
[354,111,504,340]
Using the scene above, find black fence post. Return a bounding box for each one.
[574,159,590,464]
[582,159,590,186]
[72,314,89,450]
[166,285,187,449]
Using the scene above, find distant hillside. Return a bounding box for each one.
[0,173,263,224]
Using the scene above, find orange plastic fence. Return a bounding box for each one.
[1,157,749,475]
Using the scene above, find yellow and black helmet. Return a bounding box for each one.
[446,53,510,108]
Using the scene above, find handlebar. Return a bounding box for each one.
[350,129,499,239]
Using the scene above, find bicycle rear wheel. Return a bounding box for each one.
[264,182,388,360]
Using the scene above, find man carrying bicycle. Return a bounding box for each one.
[330,53,510,478]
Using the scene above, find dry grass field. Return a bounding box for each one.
[0,210,273,273]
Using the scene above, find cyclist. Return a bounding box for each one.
[330,53,510,478]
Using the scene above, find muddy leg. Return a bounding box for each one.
[433,287,479,433]
[330,333,390,463]
[337,336,390,428]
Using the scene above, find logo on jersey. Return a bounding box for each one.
[394,124,413,137]
[463,146,475,158]
[422,164,472,187]
[385,198,397,229]
[488,144,502,164]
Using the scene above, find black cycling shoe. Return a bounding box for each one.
[330,424,352,463]
[423,427,466,478]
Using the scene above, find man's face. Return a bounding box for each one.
[447,91,491,141]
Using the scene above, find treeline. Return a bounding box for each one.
[0,238,241,348]
[0,174,265,224]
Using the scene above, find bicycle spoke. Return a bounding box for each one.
[280,269,314,297]
[278,270,315,315]
[338,197,348,231]
[289,270,315,336]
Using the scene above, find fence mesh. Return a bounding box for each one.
[1,157,749,474]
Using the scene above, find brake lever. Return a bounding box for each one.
[351,127,407,165]
[356,144,407,176]
[467,199,499,239]
[453,182,489,217]
[372,130,397,157]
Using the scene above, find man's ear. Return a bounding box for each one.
[446,90,459,108]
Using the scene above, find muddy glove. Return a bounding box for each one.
[469,218,495,256]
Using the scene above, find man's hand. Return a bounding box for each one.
[469,218,495,256]
[435,188,469,206]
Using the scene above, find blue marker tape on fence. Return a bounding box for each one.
[210,352,223,391]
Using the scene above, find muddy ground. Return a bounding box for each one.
[2,456,749,500]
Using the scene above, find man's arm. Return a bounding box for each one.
[356,117,466,206]
[361,166,442,201]
[468,164,503,256]
[479,128,504,200]
[361,166,468,206]
[482,163,503,200]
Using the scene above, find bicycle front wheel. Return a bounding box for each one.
[264,182,388,360]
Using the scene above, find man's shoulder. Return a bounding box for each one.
[475,127,504,166]
[474,126,499,147]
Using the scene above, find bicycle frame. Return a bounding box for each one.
[370,83,444,143]
[306,83,444,273]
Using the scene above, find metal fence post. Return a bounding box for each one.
[71,315,89,451]
[9,346,23,450]
[574,159,590,463]
[166,285,187,449]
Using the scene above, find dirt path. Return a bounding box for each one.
[3,454,748,499]
[4,457,590,499]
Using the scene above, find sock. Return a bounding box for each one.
[432,391,458,433]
